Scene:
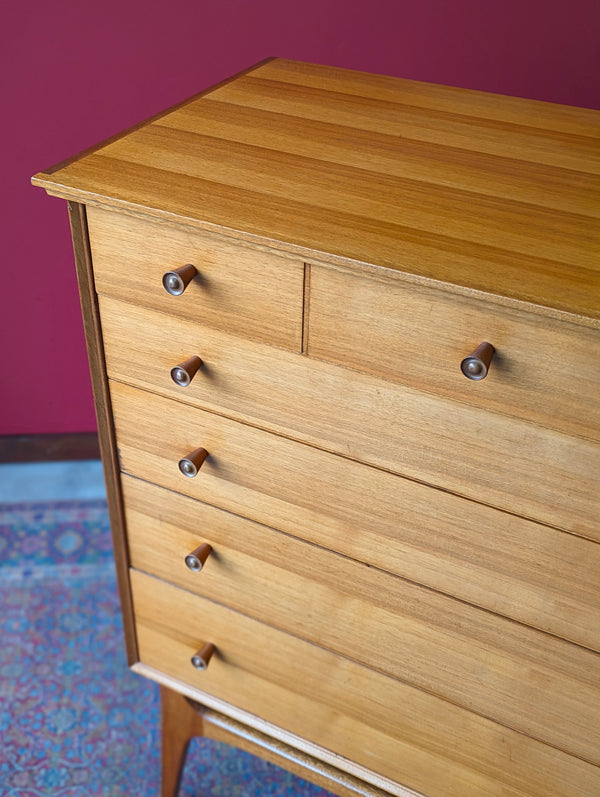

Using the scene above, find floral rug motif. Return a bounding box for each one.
[0,500,333,796]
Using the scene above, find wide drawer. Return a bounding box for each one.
[123,473,600,653]
[122,473,600,762]
[131,570,600,797]
[306,264,600,441]
[113,384,600,648]
[101,301,600,541]
[86,204,304,349]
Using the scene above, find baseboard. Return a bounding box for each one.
[0,433,101,463]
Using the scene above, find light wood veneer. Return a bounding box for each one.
[122,474,600,652]
[87,204,305,349]
[307,264,600,440]
[132,569,600,797]
[33,58,600,797]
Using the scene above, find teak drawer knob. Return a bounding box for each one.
[185,543,212,572]
[460,342,495,380]
[178,447,208,477]
[171,355,203,387]
[162,264,197,296]
[190,642,215,671]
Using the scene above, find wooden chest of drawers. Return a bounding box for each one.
[33,58,600,796]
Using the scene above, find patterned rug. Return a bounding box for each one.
[0,500,334,796]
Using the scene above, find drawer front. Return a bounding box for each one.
[123,474,600,654]
[306,264,600,441]
[86,204,304,349]
[102,304,600,541]
[114,385,600,649]
[122,474,600,762]
[131,570,600,797]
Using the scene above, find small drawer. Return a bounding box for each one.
[114,389,600,651]
[131,570,600,790]
[306,265,600,441]
[86,204,304,349]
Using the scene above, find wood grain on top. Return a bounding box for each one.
[32,58,600,321]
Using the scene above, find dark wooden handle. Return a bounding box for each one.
[191,642,216,671]
[178,447,208,477]
[185,543,212,572]
[171,355,203,387]
[162,264,197,295]
[460,342,495,380]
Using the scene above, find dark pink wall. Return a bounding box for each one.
[3,0,599,435]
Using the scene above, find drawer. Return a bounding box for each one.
[123,473,600,762]
[86,204,304,349]
[102,311,600,541]
[115,392,600,652]
[131,570,600,797]
[306,264,600,441]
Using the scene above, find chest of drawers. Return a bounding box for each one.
[33,58,600,797]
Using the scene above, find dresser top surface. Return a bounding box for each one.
[33,58,600,323]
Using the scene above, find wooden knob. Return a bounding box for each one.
[178,447,208,477]
[191,642,215,671]
[162,264,197,296]
[185,543,212,572]
[460,342,495,380]
[171,355,203,387]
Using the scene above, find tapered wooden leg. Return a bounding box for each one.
[161,685,206,797]
[160,687,389,797]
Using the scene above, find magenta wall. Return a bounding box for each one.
[3,0,599,435]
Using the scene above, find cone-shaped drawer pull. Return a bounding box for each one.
[162,264,197,296]
[171,356,203,387]
[178,447,208,478]
[460,342,495,381]
[185,543,212,573]
[191,642,215,671]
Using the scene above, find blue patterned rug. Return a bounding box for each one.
[0,500,334,796]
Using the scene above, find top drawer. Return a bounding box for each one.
[306,265,600,441]
[86,205,304,349]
